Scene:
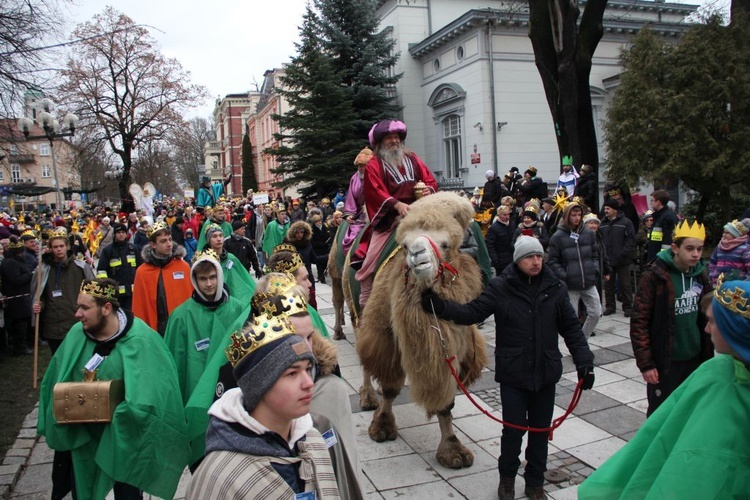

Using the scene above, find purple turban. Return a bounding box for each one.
[368,120,407,148]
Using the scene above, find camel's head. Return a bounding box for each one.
[396,192,474,289]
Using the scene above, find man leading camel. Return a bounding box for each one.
[355,119,438,309]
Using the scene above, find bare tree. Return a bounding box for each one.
[170,116,214,191]
[131,141,180,196]
[57,7,208,201]
[0,0,69,115]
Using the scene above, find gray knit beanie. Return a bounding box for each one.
[513,235,544,263]
[229,317,316,413]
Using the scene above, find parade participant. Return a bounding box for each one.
[94,216,114,258]
[204,223,256,305]
[518,166,548,202]
[20,228,39,271]
[132,221,192,335]
[485,205,516,276]
[548,199,605,338]
[555,156,578,199]
[96,223,141,311]
[470,187,482,208]
[38,278,190,500]
[33,228,96,354]
[182,205,200,238]
[482,170,508,209]
[1,236,33,355]
[196,206,232,251]
[171,216,185,246]
[320,197,334,220]
[342,147,371,252]
[196,174,232,212]
[289,199,305,223]
[261,206,290,261]
[186,314,339,499]
[333,187,346,208]
[421,236,594,500]
[600,199,636,316]
[630,220,713,416]
[579,275,750,498]
[309,212,331,283]
[224,220,262,278]
[355,119,438,309]
[573,164,597,211]
[163,250,248,464]
[601,181,640,236]
[132,219,149,254]
[511,203,549,249]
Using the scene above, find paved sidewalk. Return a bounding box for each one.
[3,281,643,499]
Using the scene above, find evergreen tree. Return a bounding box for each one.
[241,132,258,193]
[267,0,401,198]
[605,17,750,221]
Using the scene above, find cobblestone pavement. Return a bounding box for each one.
[3,280,644,499]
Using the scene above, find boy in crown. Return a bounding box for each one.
[580,275,750,497]
[630,220,713,416]
[38,279,190,500]
[187,314,340,499]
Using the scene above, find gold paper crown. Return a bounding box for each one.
[225,315,296,367]
[673,220,705,241]
[714,274,750,319]
[20,229,37,240]
[527,166,537,175]
[607,188,622,197]
[49,227,68,240]
[8,238,24,249]
[273,243,297,254]
[146,220,169,239]
[192,248,221,264]
[523,204,539,215]
[268,251,304,275]
[251,274,308,319]
[80,280,117,300]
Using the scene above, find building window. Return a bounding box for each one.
[442,115,462,178]
[457,46,465,61]
[42,164,51,178]
[0,169,4,182]
[433,59,441,72]
[10,144,18,155]
[11,164,21,182]
[40,143,50,156]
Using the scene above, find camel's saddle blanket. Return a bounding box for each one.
[53,379,124,424]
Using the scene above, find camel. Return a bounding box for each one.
[326,227,349,341]
[349,191,488,469]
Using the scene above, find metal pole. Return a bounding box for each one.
[49,138,62,210]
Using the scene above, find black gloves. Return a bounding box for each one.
[255,269,263,279]
[577,366,595,390]
[420,289,445,315]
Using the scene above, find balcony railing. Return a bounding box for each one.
[438,177,465,190]
[9,154,35,163]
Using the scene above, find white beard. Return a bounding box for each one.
[380,145,406,167]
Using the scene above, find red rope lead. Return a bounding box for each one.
[445,355,584,441]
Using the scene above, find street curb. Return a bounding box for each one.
[1,404,39,499]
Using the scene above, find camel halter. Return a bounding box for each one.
[424,287,584,441]
[404,234,460,288]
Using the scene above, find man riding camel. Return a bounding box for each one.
[354,119,438,310]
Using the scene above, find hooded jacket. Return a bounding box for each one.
[630,250,713,375]
[430,264,593,391]
[547,204,600,290]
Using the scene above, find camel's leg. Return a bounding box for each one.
[435,402,474,469]
[331,279,346,340]
[358,367,379,411]
[368,381,403,442]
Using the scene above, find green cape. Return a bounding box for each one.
[579,355,750,499]
[164,295,250,463]
[220,252,256,305]
[261,219,290,256]
[38,317,190,500]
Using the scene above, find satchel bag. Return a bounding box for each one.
[53,370,124,424]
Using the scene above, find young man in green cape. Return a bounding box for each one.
[164,249,250,464]
[38,278,190,499]
[203,223,256,304]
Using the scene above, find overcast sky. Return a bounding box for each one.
[63,0,309,118]
[62,0,717,120]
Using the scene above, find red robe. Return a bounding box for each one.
[364,152,438,230]
[132,258,193,334]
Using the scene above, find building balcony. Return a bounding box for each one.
[438,177,465,190]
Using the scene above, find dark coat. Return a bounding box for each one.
[630,257,713,375]
[574,171,598,210]
[547,222,600,290]
[518,177,548,202]
[485,220,516,273]
[434,264,594,391]
[223,234,260,272]
[1,253,33,319]
[599,212,636,268]
[482,177,508,207]
[646,206,679,262]
[97,239,142,297]
[310,222,331,256]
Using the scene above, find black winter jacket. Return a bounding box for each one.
[223,234,260,273]
[1,253,33,319]
[485,220,516,273]
[599,212,636,268]
[97,240,142,296]
[547,224,600,290]
[433,264,594,391]
[574,172,598,210]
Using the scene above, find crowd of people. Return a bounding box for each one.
[0,117,748,499]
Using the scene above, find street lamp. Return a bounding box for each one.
[16,98,79,210]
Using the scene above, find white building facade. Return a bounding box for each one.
[375,0,696,191]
